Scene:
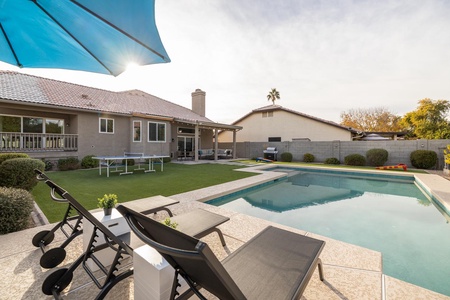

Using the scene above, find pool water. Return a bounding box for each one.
[207,170,450,296]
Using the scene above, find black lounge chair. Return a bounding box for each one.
[37,177,134,300]
[117,205,326,300]
[32,169,178,269]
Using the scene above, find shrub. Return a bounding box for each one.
[0,153,29,165]
[0,158,45,191]
[280,152,293,162]
[344,154,366,166]
[42,159,54,171]
[81,155,97,169]
[444,145,450,169]
[410,150,437,169]
[324,157,340,165]
[366,148,389,167]
[303,153,315,163]
[0,187,34,234]
[57,157,80,171]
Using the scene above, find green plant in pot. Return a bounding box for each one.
[98,193,118,216]
[161,217,178,229]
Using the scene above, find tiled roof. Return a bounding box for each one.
[232,104,354,132]
[0,71,212,123]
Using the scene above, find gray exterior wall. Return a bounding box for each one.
[220,139,450,169]
[77,112,131,158]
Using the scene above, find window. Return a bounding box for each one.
[262,111,273,118]
[0,115,21,132]
[268,137,281,142]
[23,117,43,133]
[0,115,64,134]
[133,121,141,142]
[99,118,114,133]
[262,112,267,118]
[45,119,64,134]
[148,122,166,142]
[268,111,273,117]
[178,127,195,134]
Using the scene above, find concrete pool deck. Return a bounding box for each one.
[1,164,449,299]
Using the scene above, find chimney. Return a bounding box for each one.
[191,89,206,117]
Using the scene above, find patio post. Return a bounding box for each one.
[232,130,237,159]
[194,124,199,161]
[214,128,219,161]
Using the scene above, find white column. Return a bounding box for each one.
[194,124,199,161]
[232,130,237,159]
[214,128,219,161]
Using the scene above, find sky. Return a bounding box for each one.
[1,0,450,124]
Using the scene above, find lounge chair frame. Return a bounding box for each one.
[38,176,134,300]
[32,169,177,269]
[32,170,84,268]
[117,205,326,300]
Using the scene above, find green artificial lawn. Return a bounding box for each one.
[32,163,256,223]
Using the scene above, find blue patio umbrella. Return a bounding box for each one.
[0,0,170,76]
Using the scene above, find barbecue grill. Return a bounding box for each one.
[263,147,278,161]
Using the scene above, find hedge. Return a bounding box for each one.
[0,158,45,191]
[0,187,34,234]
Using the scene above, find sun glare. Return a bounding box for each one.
[125,62,139,72]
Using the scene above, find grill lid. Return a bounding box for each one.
[263,147,278,153]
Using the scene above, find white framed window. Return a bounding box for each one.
[0,115,21,132]
[133,121,141,142]
[23,117,43,133]
[0,114,64,134]
[148,121,166,142]
[99,118,114,133]
[45,119,64,134]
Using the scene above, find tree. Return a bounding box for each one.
[339,107,403,132]
[400,98,450,139]
[267,88,280,105]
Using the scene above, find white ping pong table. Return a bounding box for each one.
[93,153,169,177]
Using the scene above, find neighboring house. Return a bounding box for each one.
[0,71,241,161]
[218,104,354,142]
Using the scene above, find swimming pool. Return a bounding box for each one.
[207,167,450,296]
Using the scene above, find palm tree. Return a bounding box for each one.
[267,88,280,105]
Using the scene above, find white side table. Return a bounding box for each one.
[83,208,130,271]
[134,245,188,300]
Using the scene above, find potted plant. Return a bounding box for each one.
[161,217,178,229]
[97,193,118,216]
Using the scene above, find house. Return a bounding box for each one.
[218,104,354,142]
[0,71,241,162]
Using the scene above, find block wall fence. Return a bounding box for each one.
[219,139,450,169]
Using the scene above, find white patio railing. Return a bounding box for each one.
[0,132,78,151]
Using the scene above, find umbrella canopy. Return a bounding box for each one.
[0,0,170,76]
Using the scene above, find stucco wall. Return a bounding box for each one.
[219,139,450,169]
[218,110,351,142]
[77,112,131,158]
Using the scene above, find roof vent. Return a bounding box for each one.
[81,94,89,99]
